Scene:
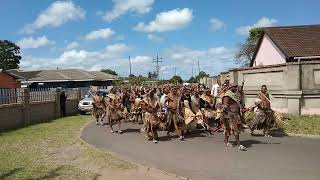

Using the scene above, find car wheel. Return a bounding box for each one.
[79,111,86,115]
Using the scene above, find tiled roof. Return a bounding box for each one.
[264,24,320,58]
[7,69,118,82]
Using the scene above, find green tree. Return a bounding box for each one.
[170,75,183,84]
[0,40,21,70]
[235,27,263,66]
[100,68,118,76]
[188,71,209,83]
[113,77,124,86]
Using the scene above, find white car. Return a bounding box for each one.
[78,95,93,115]
[78,90,108,115]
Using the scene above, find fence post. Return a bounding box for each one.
[77,88,81,102]
[55,89,61,118]
[22,88,30,126]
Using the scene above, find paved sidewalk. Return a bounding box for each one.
[81,122,320,180]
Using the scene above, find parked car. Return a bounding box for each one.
[78,95,93,115]
[78,90,108,115]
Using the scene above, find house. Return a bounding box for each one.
[251,24,320,67]
[0,69,24,88]
[7,69,118,88]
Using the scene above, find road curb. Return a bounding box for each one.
[79,119,188,180]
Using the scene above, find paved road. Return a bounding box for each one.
[81,122,320,180]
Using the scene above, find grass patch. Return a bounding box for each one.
[279,115,320,135]
[0,115,134,180]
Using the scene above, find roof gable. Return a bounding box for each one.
[251,24,320,66]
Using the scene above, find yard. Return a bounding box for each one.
[0,115,134,180]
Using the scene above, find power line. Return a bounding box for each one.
[152,53,163,80]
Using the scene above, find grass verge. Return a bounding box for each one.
[0,115,135,180]
[279,115,320,135]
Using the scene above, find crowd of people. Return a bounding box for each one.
[91,77,284,151]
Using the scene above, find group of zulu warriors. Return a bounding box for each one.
[91,78,287,151]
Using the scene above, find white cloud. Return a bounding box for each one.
[133,8,193,33]
[22,1,85,34]
[103,0,154,22]
[236,17,278,35]
[147,34,163,42]
[130,56,150,63]
[85,28,115,40]
[209,18,226,31]
[20,43,131,72]
[164,46,237,79]
[65,41,80,50]
[17,36,55,49]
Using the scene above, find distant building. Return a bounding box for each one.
[8,69,118,88]
[0,69,24,88]
[251,25,320,67]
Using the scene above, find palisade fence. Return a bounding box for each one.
[0,87,91,105]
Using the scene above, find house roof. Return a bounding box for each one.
[0,69,26,80]
[251,24,320,66]
[7,69,118,82]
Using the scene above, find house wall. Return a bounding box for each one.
[253,35,286,67]
[202,61,320,115]
[0,72,21,88]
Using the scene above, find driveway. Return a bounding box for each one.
[81,122,320,180]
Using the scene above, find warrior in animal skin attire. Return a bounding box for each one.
[106,89,124,134]
[200,89,216,129]
[142,88,164,143]
[221,83,246,151]
[250,85,275,137]
[166,86,184,140]
[92,92,106,125]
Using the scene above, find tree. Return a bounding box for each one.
[169,75,183,84]
[113,77,124,86]
[235,27,263,66]
[188,71,209,83]
[100,68,118,76]
[0,40,21,70]
[147,71,157,79]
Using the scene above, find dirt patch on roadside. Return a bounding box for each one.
[97,165,182,180]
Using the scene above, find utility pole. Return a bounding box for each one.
[152,53,162,80]
[197,60,200,75]
[128,56,132,77]
[174,67,177,76]
[191,63,194,77]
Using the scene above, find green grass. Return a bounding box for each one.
[279,115,320,135]
[0,115,134,180]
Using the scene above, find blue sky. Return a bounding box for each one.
[0,0,319,79]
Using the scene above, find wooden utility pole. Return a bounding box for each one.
[197,60,200,75]
[191,63,194,77]
[129,56,132,76]
[152,53,163,80]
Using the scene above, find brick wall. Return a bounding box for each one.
[0,72,21,88]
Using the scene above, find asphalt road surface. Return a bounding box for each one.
[81,122,320,180]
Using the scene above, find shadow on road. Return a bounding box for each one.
[123,128,141,133]
[240,139,281,148]
[0,168,23,179]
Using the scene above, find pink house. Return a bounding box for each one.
[251,25,320,67]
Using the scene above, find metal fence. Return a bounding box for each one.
[29,88,56,102]
[0,88,24,105]
[0,86,109,105]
